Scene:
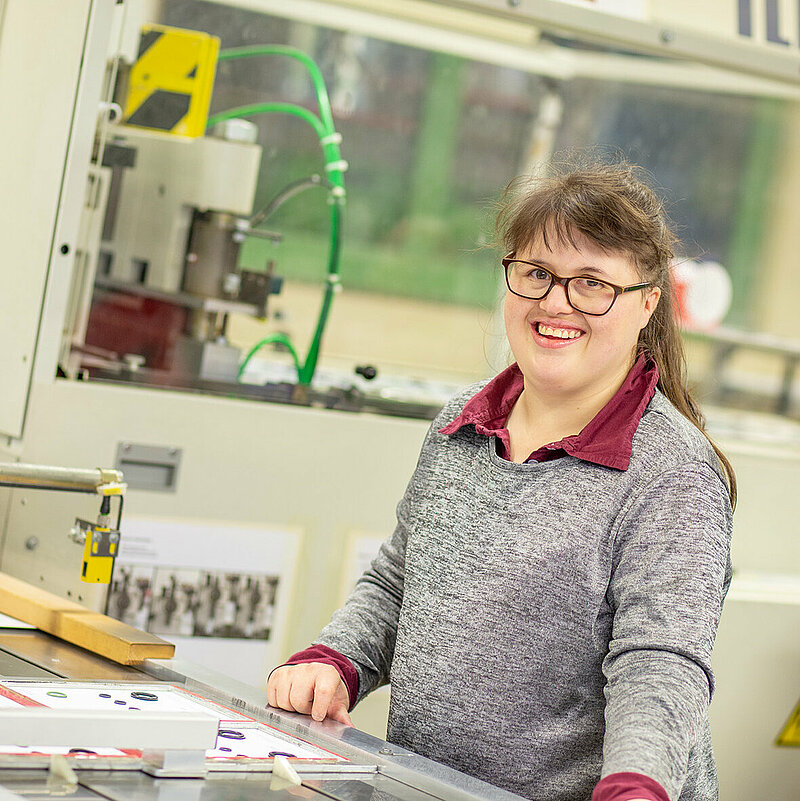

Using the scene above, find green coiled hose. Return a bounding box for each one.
[207,45,346,386]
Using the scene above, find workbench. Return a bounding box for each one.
[0,627,524,801]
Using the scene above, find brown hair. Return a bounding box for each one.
[496,160,737,508]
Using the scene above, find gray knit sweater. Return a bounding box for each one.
[317,385,733,801]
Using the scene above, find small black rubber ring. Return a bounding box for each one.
[217,729,246,740]
[130,691,158,701]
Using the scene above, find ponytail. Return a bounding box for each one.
[640,275,737,509]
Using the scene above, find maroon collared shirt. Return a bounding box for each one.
[280,353,667,801]
[439,351,658,470]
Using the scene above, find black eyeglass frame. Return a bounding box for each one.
[501,255,652,317]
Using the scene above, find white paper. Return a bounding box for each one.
[7,682,252,721]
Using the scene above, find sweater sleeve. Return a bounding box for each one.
[601,460,733,800]
[313,504,410,704]
[593,772,669,801]
[311,395,471,705]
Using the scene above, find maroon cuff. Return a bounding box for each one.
[282,644,359,711]
[593,772,670,801]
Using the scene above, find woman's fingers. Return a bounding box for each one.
[310,670,344,722]
[326,703,354,727]
[273,668,296,712]
[289,676,316,715]
[266,667,283,708]
[267,664,352,725]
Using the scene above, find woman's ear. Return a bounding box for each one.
[640,286,661,330]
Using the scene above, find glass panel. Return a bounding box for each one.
[82,0,800,415]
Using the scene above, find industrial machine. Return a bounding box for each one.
[83,120,276,383]
[64,23,346,389]
[0,462,126,586]
[0,630,526,801]
[3,2,800,801]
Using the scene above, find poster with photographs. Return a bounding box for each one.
[109,565,280,640]
[106,517,300,686]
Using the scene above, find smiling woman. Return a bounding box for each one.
[496,163,737,495]
[267,161,736,801]
[502,232,660,457]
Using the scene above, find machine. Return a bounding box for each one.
[0,630,527,801]
[65,23,340,387]
[0,462,126,587]
[3,1,800,800]
[83,120,278,383]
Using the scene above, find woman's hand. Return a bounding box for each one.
[267,663,353,726]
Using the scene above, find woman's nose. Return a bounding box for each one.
[538,281,573,314]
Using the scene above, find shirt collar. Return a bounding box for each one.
[439,352,659,471]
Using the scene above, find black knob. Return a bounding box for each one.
[355,365,377,380]
[60,244,70,255]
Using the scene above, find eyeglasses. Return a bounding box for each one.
[502,255,652,316]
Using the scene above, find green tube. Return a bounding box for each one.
[218,46,335,134]
[298,202,342,385]
[239,333,302,379]
[216,46,346,194]
[214,45,347,387]
[207,102,326,138]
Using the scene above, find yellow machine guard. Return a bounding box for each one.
[123,24,220,137]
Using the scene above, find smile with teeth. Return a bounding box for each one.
[536,323,584,340]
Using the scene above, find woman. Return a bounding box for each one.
[267,163,735,801]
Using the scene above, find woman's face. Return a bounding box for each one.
[503,229,661,401]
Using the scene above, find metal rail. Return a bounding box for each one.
[431,0,800,85]
[0,463,124,494]
[686,327,800,415]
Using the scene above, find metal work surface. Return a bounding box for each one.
[0,634,526,801]
[80,773,448,801]
[0,649,53,680]
[0,631,147,681]
[0,770,103,801]
[86,369,440,421]
[0,767,476,801]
